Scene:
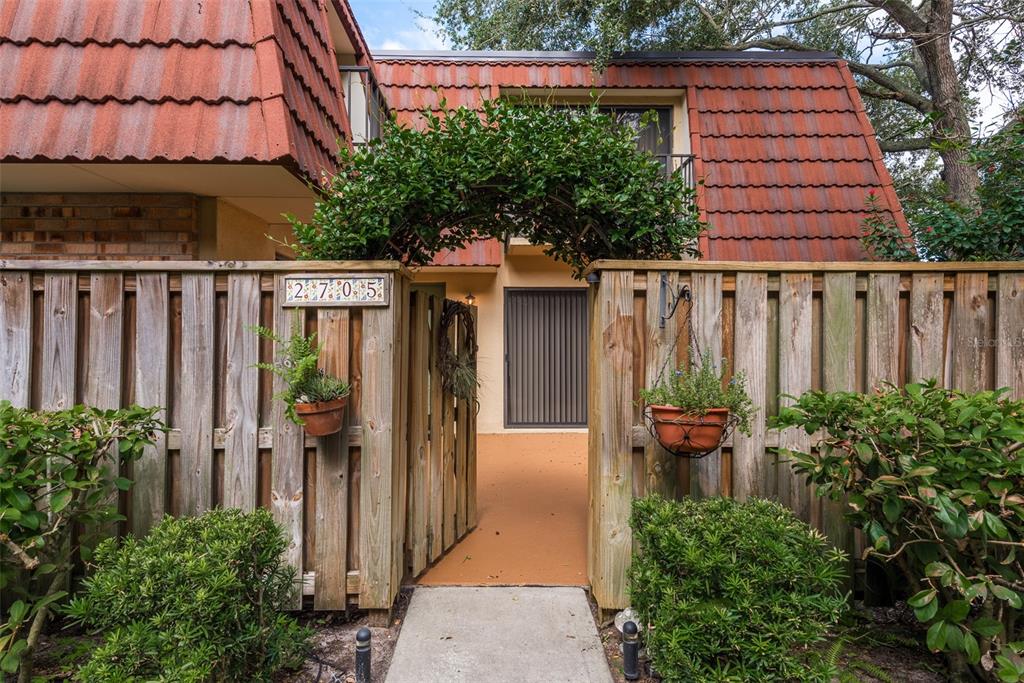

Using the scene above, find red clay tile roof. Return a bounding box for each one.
[0,0,348,181]
[373,51,907,262]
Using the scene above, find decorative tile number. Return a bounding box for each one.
[283,274,388,307]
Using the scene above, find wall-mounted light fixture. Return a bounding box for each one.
[465,292,476,306]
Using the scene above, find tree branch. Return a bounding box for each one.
[723,35,935,114]
[878,138,933,151]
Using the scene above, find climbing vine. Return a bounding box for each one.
[286,98,707,277]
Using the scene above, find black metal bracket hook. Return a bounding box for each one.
[658,273,691,329]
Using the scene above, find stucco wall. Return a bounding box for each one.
[413,253,588,434]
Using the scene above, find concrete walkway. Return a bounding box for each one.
[385,587,614,683]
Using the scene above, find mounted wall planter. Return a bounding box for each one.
[648,405,730,454]
[295,397,349,437]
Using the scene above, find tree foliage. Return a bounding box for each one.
[861,116,1024,261]
[772,381,1024,681]
[433,0,1023,208]
[0,403,163,683]
[287,99,706,276]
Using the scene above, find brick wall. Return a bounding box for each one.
[0,193,198,259]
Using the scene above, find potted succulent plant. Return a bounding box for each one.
[251,317,351,437]
[639,355,754,454]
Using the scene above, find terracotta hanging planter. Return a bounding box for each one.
[648,405,730,454]
[295,396,348,437]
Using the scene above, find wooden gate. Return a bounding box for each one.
[587,260,1024,613]
[0,260,477,613]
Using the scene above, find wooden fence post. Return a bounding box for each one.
[588,270,634,615]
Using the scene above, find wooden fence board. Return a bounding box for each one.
[180,274,215,516]
[952,273,990,392]
[643,272,679,498]
[427,295,444,561]
[732,272,769,501]
[908,274,945,383]
[778,273,813,523]
[441,319,457,550]
[392,277,411,595]
[271,276,305,609]
[822,273,856,554]
[407,292,430,576]
[223,273,260,511]
[41,273,77,411]
[84,273,124,538]
[314,308,351,610]
[466,306,479,529]
[689,272,723,498]
[359,280,398,609]
[996,273,1024,398]
[591,270,634,612]
[132,274,168,535]
[0,272,32,408]
[866,273,901,388]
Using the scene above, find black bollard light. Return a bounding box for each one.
[356,627,372,683]
[623,620,639,681]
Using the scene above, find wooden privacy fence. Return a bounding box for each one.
[587,260,1024,613]
[0,261,477,614]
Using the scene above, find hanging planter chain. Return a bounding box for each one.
[642,275,739,459]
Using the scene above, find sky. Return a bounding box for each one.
[348,0,449,51]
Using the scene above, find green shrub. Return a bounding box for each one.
[0,402,163,681]
[67,508,310,682]
[629,495,848,682]
[772,381,1024,682]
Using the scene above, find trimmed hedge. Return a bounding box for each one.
[629,495,848,682]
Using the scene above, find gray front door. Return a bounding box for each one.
[504,288,588,427]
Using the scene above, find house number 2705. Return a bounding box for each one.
[282,274,389,307]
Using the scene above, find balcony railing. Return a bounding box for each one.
[652,153,696,188]
[340,65,388,146]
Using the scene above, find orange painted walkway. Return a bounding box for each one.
[417,432,589,586]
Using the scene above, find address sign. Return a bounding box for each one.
[282,274,389,307]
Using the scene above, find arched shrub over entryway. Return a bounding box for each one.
[286,99,707,276]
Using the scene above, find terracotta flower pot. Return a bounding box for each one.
[648,405,729,454]
[294,397,348,437]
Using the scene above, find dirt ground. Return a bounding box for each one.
[594,601,948,683]
[278,588,411,682]
[417,432,589,586]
